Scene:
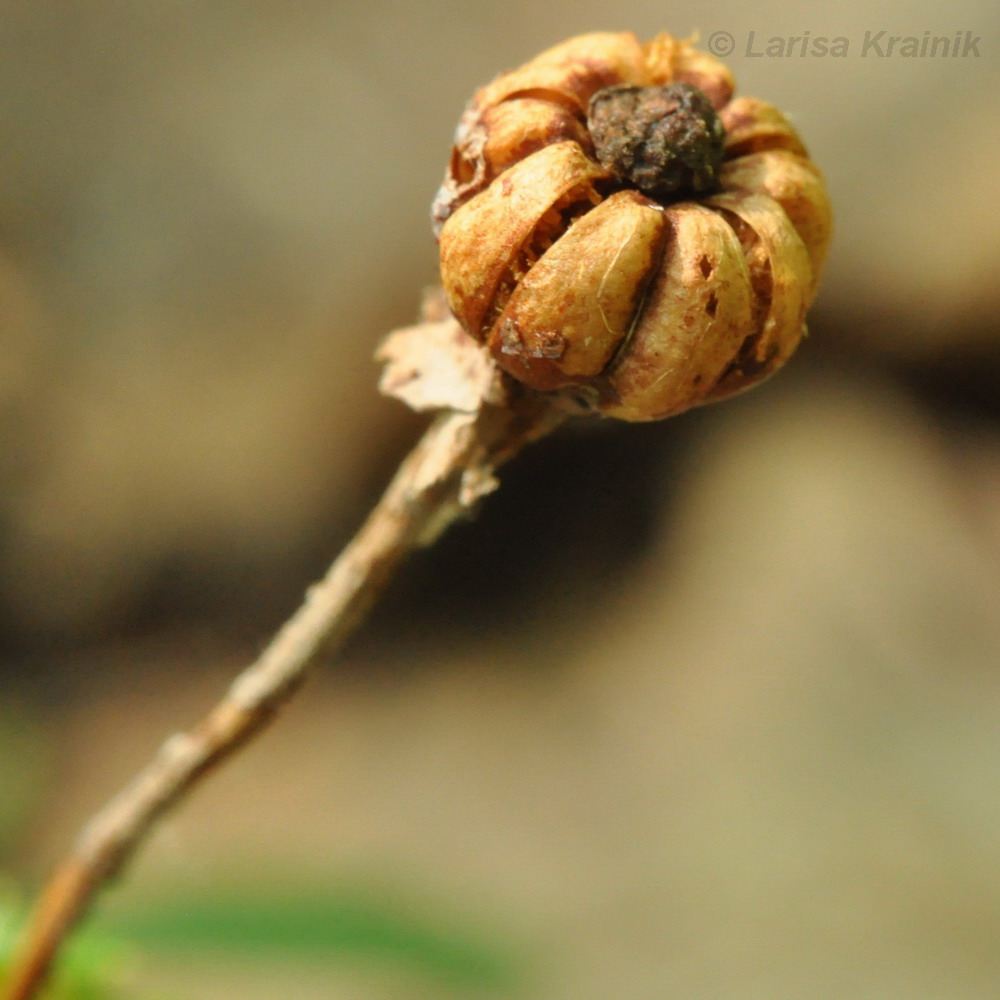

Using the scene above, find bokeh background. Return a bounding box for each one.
[2,1,999,998]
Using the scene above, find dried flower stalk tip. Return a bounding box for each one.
[434,31,833,421]
[587,83,726,199]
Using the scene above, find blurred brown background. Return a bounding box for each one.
[1,2,999,998]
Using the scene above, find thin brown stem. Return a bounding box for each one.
[3,397,564,1000]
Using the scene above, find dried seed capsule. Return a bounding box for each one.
[435,31,833,421]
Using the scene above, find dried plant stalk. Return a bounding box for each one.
[2,308,565,1000]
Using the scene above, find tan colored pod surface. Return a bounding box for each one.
[474,32,648,113]
[439,141,608,338]
[433,99,591,233]
[644,34,735,109]
[434,31,833,422]
[602,202,754,420]
[475,98,593,179]
[489,190,667,392]
[720,97,808,158]
[704,190,812,401]
[721,150,833,297]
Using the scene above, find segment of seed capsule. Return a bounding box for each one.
[719,97,808,158]
[643,33,735,108]
[702,190,812,402]
[433,98,593,233]
[472,32,649,115]
[488,190,668,391]
[720,150,832,297]
[438,141,608,338]
[598,201,755,420]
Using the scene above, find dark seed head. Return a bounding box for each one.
[586,82,726,201]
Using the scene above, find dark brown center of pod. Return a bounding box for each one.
[586,82,726,200]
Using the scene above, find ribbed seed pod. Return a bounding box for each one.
[435,32,832,421]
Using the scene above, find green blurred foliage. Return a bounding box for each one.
[0,889,132,1000]
[1,879,522,999]
[102,888,521,993]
